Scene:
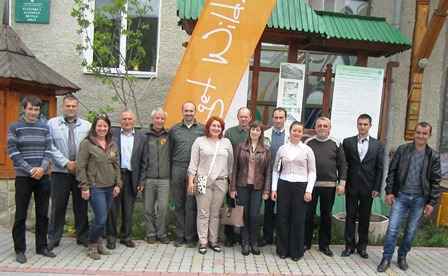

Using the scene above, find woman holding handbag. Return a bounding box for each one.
[230,122,271,256]
[187,116,233,254]
[271,121,316,262]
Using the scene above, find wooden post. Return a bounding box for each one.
[249,42,261,116]
[356,53,368,67]
[322,64,333,117]
[404,0,431,140]
[379,61,400,143]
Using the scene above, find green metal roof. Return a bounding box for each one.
[317,11,411,45]
[177,0,411,47]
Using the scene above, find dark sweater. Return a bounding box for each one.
[7,118,52,176]
[305,136,347,187]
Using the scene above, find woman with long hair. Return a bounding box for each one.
[77,114,121,260]
[187,116,233,255]
[271,121,316,261]
[230,121,272,256]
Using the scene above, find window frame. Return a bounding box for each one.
[82,0,162,78]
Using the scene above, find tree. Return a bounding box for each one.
[72,0,155,125]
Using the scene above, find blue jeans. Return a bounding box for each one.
[382,192,426,260]
[88,186,113,243]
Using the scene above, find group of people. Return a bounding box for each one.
[7,95,441,273]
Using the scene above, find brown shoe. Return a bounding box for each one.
[87,243,101,260]
[97,239,112,255]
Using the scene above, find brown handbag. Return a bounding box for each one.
[220,199,244,227]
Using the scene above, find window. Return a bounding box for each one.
[307,0,371,15]
[84,0,161,77]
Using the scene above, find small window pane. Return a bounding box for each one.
[126,0,160,72]
[93,0,121,68]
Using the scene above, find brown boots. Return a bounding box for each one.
[97,239,111,255]
[87,239,111,260]
[87,243,100,260]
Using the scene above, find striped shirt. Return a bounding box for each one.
[7,118,52,176]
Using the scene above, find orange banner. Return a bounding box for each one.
[164,0,276,127]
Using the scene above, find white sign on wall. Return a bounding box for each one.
[331,65,384,142]
[224,66,249,128]
[277,63,306,126]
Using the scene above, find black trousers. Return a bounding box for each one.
[171,164,197,242]
[304,186,336,249]
[262,198,276,243]
[276,179,306,258]
[237,185,262,246]
[48,172,89,244]
[344,190,373,250]
[13,176,50,253]
[106,169,136,242]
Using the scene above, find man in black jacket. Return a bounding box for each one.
[377,122,441,273]
[342,114,384,259]
[106,110,145,249]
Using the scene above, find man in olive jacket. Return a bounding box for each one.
[377,122,441,273]
[141,108,171,244]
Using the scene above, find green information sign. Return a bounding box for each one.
[15,0,50,24]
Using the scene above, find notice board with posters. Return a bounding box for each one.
[15,0,50,24]
[330,65,384,142]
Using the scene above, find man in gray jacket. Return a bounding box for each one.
[141,108,171,244]
[47,94,91,249]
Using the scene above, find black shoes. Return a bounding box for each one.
[159,237,170,244]
[15,252,27,264]
[209,243,222,253]
[106,240,116,250]
[120,240,136,248]
[397,255,408,271]
[291,256,301,262]
[47,240,60,251]
[258,239,273,247]
[174,238,185,247]
[241,244,250,256]
[341,248,354,257]
[319,247,334,257]
[377,258,391,272]
[357,249,369,259]
[251,246,261,255]
[224,239,235,247]
[76,240,88,247]
[36,248,56,258]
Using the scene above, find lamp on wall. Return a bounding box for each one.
[417,58,429,69]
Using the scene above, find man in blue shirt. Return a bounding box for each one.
[261,107,289,246]
[8,96,56,263]
[47,94,91,250]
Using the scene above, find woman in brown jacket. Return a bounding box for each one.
[77,114,121,260]
[230,121,272,256]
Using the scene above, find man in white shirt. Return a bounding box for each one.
[106,111,145,249]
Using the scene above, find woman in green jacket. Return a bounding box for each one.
[77,114,122,260]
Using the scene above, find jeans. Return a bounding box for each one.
[12,176,50,253]
[88,186,113,243]
[382,192,426,260]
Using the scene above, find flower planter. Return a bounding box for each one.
[332,212,389,244]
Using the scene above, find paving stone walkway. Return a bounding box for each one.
[0,227,446,275]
